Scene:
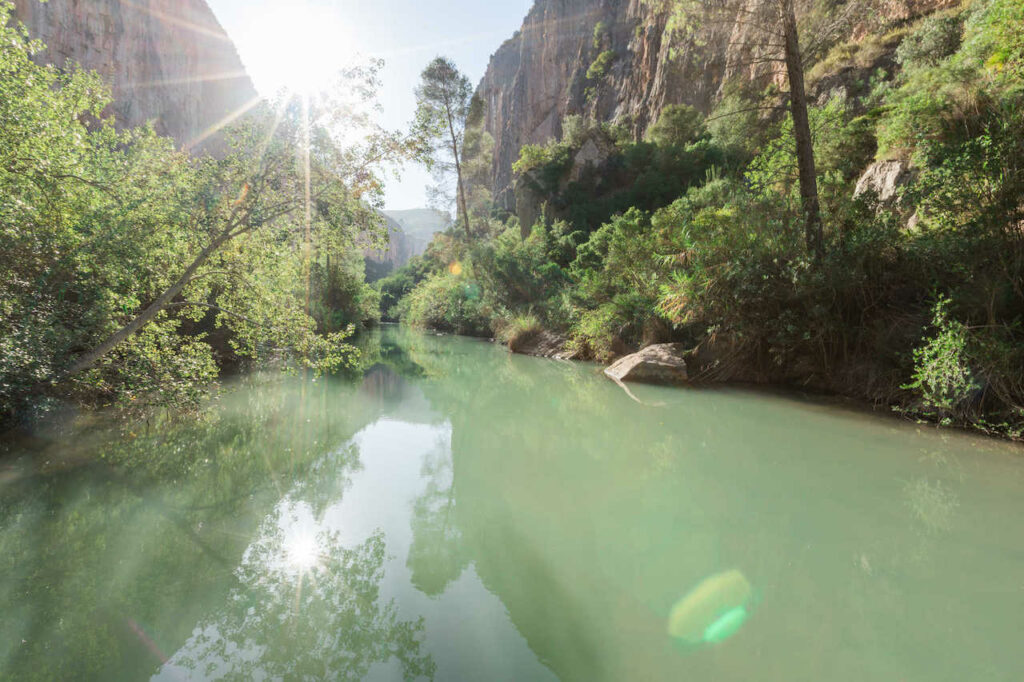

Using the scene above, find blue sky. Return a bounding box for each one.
[207,0,533,210]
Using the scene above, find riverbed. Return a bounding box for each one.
[2,325,1022,680]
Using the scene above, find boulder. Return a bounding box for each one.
[510,330,578,360]
[604,343,689,385]
[567,137,611,183]
[854,159,915,205]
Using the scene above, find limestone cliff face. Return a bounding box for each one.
[476,0,727,206]
[364,213,416,274]
[476,0,954,207]
[13,0,257,150]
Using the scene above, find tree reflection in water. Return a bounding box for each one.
[173,502,435,680]
[406,442,469,597]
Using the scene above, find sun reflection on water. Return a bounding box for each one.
[284,530,321,573]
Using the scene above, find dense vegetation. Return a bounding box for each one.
[0,1,400,426]
[385,0,1024,436]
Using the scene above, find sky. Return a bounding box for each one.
[206,0,533,210]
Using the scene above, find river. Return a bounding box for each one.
[2,325,1022,681]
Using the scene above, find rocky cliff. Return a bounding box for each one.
[364,209,449,280]
[13,0,257,150]
[475,0,953,207]
[364,212,416,279]
[476,0,729,206]
[383,209,449,256]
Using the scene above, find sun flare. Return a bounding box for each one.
[284,530,321,573]
[237,2,358,96]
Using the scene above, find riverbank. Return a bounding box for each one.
[494,325,1024,444]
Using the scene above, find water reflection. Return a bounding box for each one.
[164,504,434,681]
[2,326,1023,682]
[407,443,468,597]
[0,375,388,681]
[394,329,1024,681]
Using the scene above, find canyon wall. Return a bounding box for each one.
[365,210,449,279]
[475,0,729,206]
[364,213,417,278]
[475,0,953,207]
[12,0,257,150]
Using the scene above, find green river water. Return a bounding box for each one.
[2,326,1023,681]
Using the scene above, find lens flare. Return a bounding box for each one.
[668,569,754,645]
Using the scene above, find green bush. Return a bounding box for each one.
[568,209,677,357]
[905,298,980,421]
[400,272,493,337]
[377,255,436,320]
[587,50,617,81]
[512,141,572,180]
[310,251,381,333]
[494,312,543,352]
[896,12,964,70]
[706,92,764,159]
[645,104,706,148]
[472,225,569,311]
[515,120,735,234]
[960,0,1023,74]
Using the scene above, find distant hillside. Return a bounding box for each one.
[364,209,448,282]
[383,209,450,250]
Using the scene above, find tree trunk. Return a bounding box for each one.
[781,0,823,258]
[67,229,234,376]
[445,104,472,239]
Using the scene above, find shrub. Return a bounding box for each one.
[472,225,569,311]
[494,312,543,352]
[586,50,616,81]
[905,298,980,421]
[309,251,381,333]
[896,12,964,70]
[512,141,572,178]
[706,92,769,159]
[400,272,492,337]
[645,104,706,148]
[568,209,676,356]
[592,21,608,50]
[377,255,436,320]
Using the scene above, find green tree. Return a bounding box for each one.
[650,0,876,257]
[414,57,474,238]
[645,104,706,147]
[0,2,412,418]
[65,91,403,378]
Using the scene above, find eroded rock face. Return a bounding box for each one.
[13,0,257,150]
[475,0,954,209]
[604,343,689,385]
[477,0,732,208]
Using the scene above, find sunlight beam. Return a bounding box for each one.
[119,0,235,44]
[125,70,253,89]
[184,94,263,151]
